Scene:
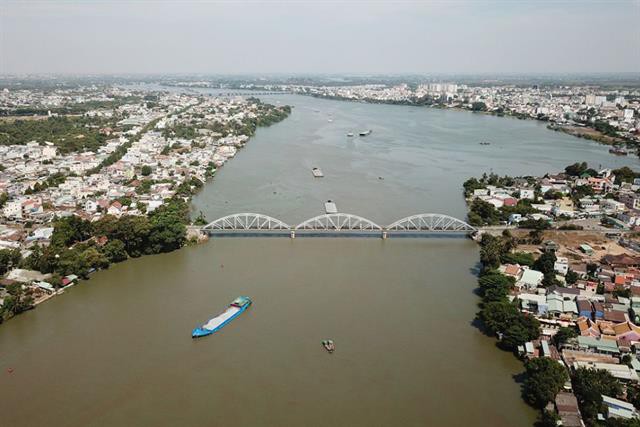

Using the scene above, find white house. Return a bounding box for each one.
[3,200,23,219]
[517,269,545,290]
[519,189,535,200]
[84,200,98,214]
[554,257,569,275]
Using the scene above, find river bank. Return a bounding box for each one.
[548,123,629,148]
[284,89,639,154]
[466,163,640,425]
[0,98,291,324]
[3,92,639,426]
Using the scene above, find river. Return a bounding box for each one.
[0,92,636,426]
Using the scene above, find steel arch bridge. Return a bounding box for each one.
[201,212,476,237]
[295,213,382,231]
[202,213,290,231]
[386,214,477,233]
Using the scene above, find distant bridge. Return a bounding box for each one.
[201,213,476,238]
[207,91,289,98]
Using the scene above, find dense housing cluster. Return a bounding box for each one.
[470,164,640,426]
[0,86,290,322]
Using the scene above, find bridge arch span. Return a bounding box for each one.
[295,213,382,231]
[203,213,290,231]
[386,213,476,233]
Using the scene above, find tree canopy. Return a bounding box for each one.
[522,357,569,408]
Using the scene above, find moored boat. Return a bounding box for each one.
[192,296,252,338]
[609,146,628,156]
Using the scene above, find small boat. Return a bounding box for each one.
[312,167,324,178]
[359,130,372,136]
[609,147,628,156]
[346,132,354,137]
[192,296,252,338]
[327,119,333,123]
[479,141,491,145]
[324,200,338,214]
[322,340,335,353]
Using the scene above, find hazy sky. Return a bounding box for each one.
[1,0,639,75]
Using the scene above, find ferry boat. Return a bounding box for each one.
[192,296,252,338]
[312,167,324,178]
[359,130,372,136]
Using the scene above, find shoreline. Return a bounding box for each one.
[263,90,639,154]
[0,101,292,323]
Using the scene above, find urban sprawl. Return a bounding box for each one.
[0,85,290,321]
[2,80,640,426]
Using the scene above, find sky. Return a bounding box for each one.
[0,0,639,75]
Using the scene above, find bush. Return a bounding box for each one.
[501,251,535,267]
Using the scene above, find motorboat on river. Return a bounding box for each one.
[322,340,335,353]
[192,296,252,338]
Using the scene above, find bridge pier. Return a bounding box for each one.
[290,230,296,239]
[381,230,387,239]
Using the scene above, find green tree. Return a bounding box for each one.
[1,282,34,321]
[469,199,500,226]
[565,269,579,285]
[501,251,535,267]
[534,252,559,287]
[478,272,515,304]
[0,248,21,275]
[501,314,540,350]
[535,410,560,427]
[564,162,589,177]
[553,326,578,347]
[141,165,152,176]
[612,166,640,184]
[101,239,128,263]
[193,211,208,226]
[479,233,507,270]
[572,367,623,423]
[528,229,544,245]
[96,215,151,258]
[147,200,187,253]
[51,215,93,248]
[523,357,569,408]
[471,101,487,111]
